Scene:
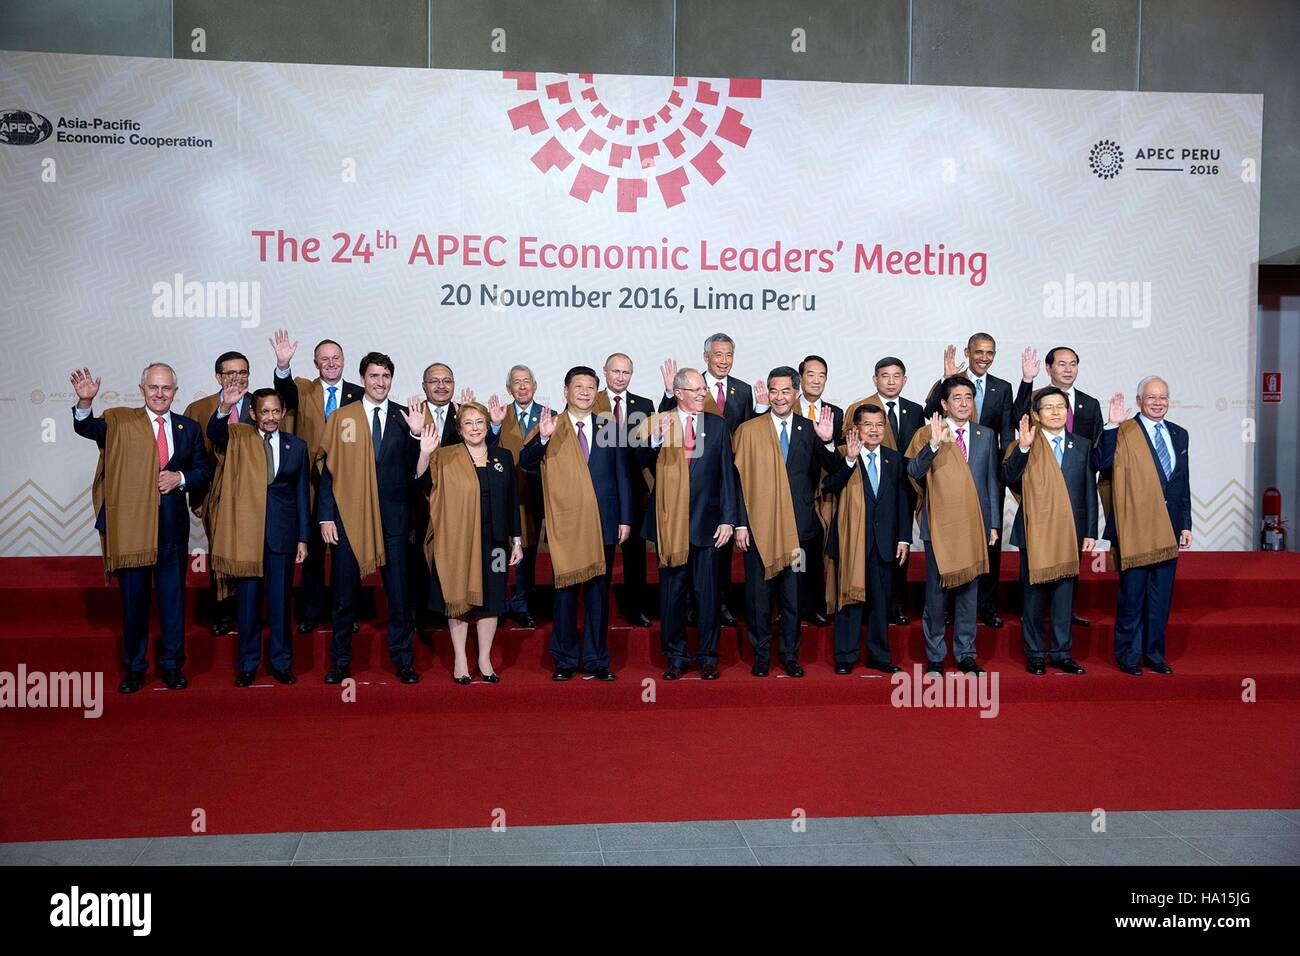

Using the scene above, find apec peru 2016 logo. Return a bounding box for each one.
[0,108,53,145]
[503,73,761,212]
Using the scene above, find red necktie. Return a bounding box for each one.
[955,425,968,460]
[684,415,696,454]
[613,394,622,426]
[155,416,170,468]
[1065,396,1075,432]
[715,381,726,413]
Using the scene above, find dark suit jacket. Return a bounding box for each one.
[659,375,761,432]
[1093,416,1192,544]
[637,411,739,548]
[317,401,421,538]
[925,373,1015,452]
[734,415,839,541]
[1012,382,1103,445]
[207,413,311,554]
[823,446,910,561]
[418,446,521,543]
[521,416,633,547]
[907,424,1001,541]
[1000,432,1099,551]
[424,401,462,447]
[277,376,359,414]
[489,403,544,470]
[74,407,212,549]
[798,397,844,441]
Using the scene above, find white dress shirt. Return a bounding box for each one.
[76,405,187,486]
[934,417,971,461]
[361,397,388,439]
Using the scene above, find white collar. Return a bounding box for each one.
[567,409,592,428]
[948,417,971,434]
[1041,426,1065,440]
[362,396,387,414]
[705,372,728,388]
[770,409,795,425]
[514,401,533,416]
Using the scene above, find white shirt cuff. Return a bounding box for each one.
[274,366,291,378]
[73,406,91,420]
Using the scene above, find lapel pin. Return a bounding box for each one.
[796,424,803,430]
[177,423,184,429]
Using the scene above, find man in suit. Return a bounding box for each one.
[1093,378,1192,676]
[522,367,632,680]
[71,363,212,693]
[207,384,310,686]
[275,337,363,635]
[909,376,1001,673]
[185,333,299,636]
[733,367,839,677]
[597,352,655,627]
[639,368,738,679]
[659,333,769,625]
[924,334,1014,629]
[1012,346,1103,627]
[488,365,544,627]
[409,361,465,633]
[317,352,424,684]
[1001,388,1097,676]
[795,354,842,626]
[824,403,910,674]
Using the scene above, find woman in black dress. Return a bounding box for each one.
[417,402,522,683]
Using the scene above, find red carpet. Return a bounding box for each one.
[1,553,1297,842]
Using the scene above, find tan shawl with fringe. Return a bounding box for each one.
[497,406,541,546]
[633,412,691,568]
[1005,430,1079,585]
[905,424,988,588]
[317,402,386,578]
[732,416,800,581]
[1110,418,1179,570]
[93,407,161,577]
[210,422,270,589]
[422,445,483,618]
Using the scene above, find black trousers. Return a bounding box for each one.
[118,539,187,673]
[297,516,330,623]
[1019,556,1076,664]
[329,525,413,668]
[833,545,895,664]
[613,530,649,617]
[798,531,826,618]
[235,547,294,672]
[551,544,615,672]
[660,545,720,667]
[742,546,800,664]
[978,485,1006,614]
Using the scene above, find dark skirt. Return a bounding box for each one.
[428,476,508,619]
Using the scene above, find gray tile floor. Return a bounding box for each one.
[2,810,1296,866]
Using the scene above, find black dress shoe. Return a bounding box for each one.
[476,669,501,684]
[161,668,188,690]
[1027,660,1046,676]
[1145,660,1174,675]
[865,659,902,674]
[211,619,233,636]
[1119,664,1143,676]
[588,667,616,681]
[834,662,854,675]
[751,662,770,677]
[510,612,536,628]
[700,663,720,680]
[324,665,350,684]
[1071,614,1090,627]
[719,605,737,626]
[979,611,1004,629]
[453,673,472,685]
[926,660,945,674]
[631,612,652,627]
[117,671,145,694]
[1052,657,1086,675]
[271,668,296,685]
[888,609,910,626]
[957,658,984,674]
[780,659,805,678]
[806,612,831,627]
[663,665,685,680]
[234,670,256,687]
[552,667,576,681]
[396,665,420,684]
[296,619,318,635]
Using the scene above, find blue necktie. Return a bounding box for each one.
[975,377,985,420]
[324,385,337,420]
[867,450,879,494]
[1052,435,1064,467]
[1153,422,1173,478]
[779,420,789,461]
[372,406,383,462]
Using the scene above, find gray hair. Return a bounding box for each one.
[1136,375,1168,398]
[140,362,177,384]
[506,364,535,387]
[703,333,735,353]
[673,367,703,391]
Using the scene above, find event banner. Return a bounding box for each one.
[0,51,1261,554]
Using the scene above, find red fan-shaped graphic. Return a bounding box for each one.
[502,73,762,212]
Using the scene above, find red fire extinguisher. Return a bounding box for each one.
[1261,487,1286,551]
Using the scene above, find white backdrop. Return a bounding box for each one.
[0,51,1261,554]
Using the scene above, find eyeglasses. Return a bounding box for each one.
[424,378,453,386]
[220,369,250,379]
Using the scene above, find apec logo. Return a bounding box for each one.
[0,109,53,145]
